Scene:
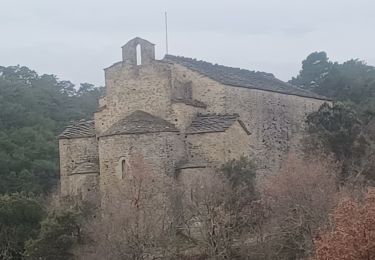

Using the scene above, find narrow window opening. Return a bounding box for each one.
[121,159,126,178]
[136,44,142,65]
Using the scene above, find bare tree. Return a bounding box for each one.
[80,155,180,260]
[258,155,339,259]
[180,158,262,259]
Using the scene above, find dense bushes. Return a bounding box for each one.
[0,194,45,259]
[25,208,83,260]
[305,102,373,181]
[314,188,375,260]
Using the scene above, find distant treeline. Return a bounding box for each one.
[0,66,104,194]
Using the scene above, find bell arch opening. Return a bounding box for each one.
[136,44,142,65]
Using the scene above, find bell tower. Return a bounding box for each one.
[121,37,155,66]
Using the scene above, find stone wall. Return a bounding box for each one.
[96,60,327,175]
[186,122,250,164]
[168,103,205,132]
[66,174,100,203]
[98,132,185,207]
[170,64,327,173]
[224,86,325,172]
[170,64,226,114]
[95,61,173,135]
[59,137,99,200]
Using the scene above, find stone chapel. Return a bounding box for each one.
[58,37,329,203]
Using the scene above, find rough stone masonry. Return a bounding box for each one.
[58,37,329,206]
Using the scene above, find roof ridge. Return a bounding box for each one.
[165,54,272,77]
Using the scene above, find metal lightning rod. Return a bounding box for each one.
[165,11,169,55]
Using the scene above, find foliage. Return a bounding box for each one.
[314,188,375,260]
[220,156,257,192]
[306,102,367,160]
[0,194,45,260]
[293,52,375,182]
[290,51,331,91]
[0,65,103,194]
[306,102,373,181]
[25,208,83,260]
[290,52,375,113]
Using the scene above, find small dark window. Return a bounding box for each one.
[121,159,126,177]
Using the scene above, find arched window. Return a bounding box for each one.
[136,44,142,65]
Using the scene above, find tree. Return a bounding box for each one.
[179,157,260,259]
[25,208,83,260]
[290,52,375,113]
[306,102,372,181]
[259,155,339,259]
[314,188,375,260]
[0,65,103,194]
[0,194,45,260]
[80,155,179,260]
[290,51,331,91]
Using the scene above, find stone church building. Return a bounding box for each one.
[59,37,328,203]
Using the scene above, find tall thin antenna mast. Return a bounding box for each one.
[165,11,169,54]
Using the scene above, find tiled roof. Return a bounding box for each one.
[164,55,329,100]
[186,114,247,134]
[71,162,99,175]
[101,110,179,137]
[59,119,95,139]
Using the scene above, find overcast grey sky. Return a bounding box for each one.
[1,0,374,86]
